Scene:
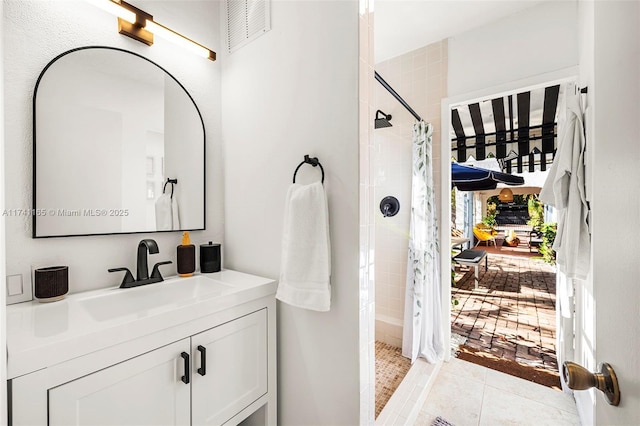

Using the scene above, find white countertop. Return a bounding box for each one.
[6,270,276,379]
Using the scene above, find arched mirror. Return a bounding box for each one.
[33,46,205,237]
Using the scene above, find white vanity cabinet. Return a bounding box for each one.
[49,338,192,425]
[7,271,277,426]
[191,309,268,425]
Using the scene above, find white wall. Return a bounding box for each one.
[3,0,222,294]
[0,2,7,422]
[448,0,578,97]
[220,1,361,424]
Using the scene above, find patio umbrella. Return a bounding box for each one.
[452,162,524,191]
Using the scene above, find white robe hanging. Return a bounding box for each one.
[539,84,590,280]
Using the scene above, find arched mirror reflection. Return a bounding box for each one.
[33,46,205,237]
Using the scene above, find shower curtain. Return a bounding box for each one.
[402,121,444,364]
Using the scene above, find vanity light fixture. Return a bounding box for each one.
[90,0,216,61]
[88,0,136,23]
[144,20,214,60]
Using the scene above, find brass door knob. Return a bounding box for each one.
[563,361,620,406]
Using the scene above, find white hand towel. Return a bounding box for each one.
[171,196,180,230]
[155,194,180,231]
[276,181,331,311]
[155,194,172,231]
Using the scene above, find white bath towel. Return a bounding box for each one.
[155,194,180,231]
[276,181,331,311]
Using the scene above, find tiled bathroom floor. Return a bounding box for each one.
[414,358,580,426]
[375,341,412,418]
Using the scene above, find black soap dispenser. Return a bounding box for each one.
[200,241,221,273]
[177,231,195,277]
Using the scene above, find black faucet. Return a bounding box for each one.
[109,239,172,288]
[137,239,158,281]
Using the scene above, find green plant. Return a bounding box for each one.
[481,214,497,228]
[513,194,526,205]
[486,201,497,217]
[527,196,544,228]
[538,222,557,265]
[451,188,457,224]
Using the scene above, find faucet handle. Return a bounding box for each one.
[151,261,173,281]
[108,267,135,288]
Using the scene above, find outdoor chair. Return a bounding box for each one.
[473,223,498,247]
[529,227,544,252]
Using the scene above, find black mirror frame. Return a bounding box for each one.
[32,46,206,238]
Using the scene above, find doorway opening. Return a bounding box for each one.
[446,80,573,389]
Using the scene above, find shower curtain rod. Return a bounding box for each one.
[374,71,423,122]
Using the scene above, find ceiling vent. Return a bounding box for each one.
[226,0,271,53]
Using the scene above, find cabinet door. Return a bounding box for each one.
[192,309,268,425]
[49,339,191,426]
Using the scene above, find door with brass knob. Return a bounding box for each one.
[563,361,620,406]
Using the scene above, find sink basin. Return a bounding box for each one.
[79,276,235,322]
[7,269,276,379]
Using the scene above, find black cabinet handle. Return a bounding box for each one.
[197,345,206,376]
[181,352,190,384]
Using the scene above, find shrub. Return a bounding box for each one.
[527,196,544,228]
[481,214,497,228]
[539,222,557,265]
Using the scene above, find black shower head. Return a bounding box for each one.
[375,110,392,129]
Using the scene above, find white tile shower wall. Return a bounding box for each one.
[359,0,375,423]
[374,41,447,346]
[3,0,223,295]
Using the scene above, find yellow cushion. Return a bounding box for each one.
[475,223,498,236]
[473,226,495,241]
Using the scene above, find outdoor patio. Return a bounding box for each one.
[451,250,558,376]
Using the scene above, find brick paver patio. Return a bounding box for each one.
[451,253,558,373]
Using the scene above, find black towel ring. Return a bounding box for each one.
[163,178,178,199]
[292,155,325,184]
